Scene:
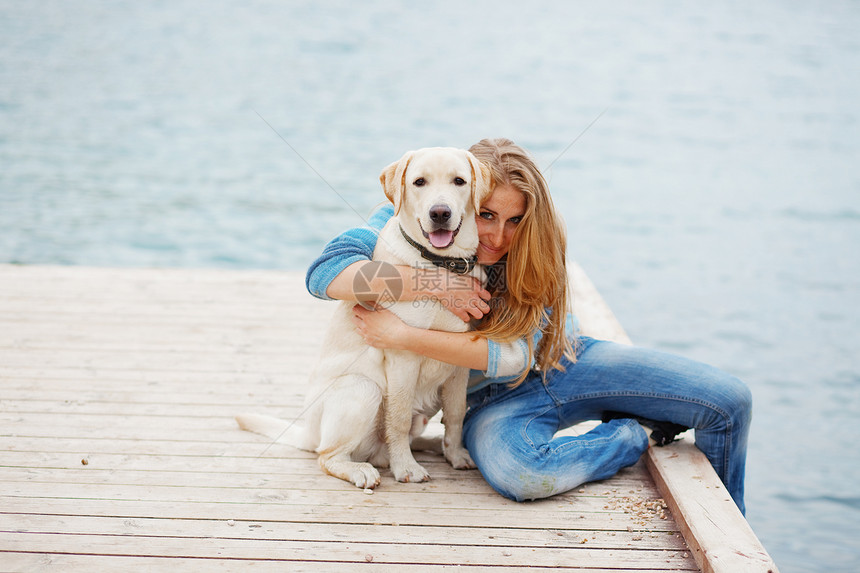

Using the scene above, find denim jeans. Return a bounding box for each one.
[462,336,752,514]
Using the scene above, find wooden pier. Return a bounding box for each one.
[0,264,776,571]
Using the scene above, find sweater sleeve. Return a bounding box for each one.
[466,335,535,393]
[474,312,580,385]
[305,204,394,300]
[484,338,532,378]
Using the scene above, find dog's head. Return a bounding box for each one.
[380,147,491,253]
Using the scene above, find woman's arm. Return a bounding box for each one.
[305,205,392,300]
[351,304,489,370]
[351,305,532,377]
[327,262,492,322]
[306,204,491,321]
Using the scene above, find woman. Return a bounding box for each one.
[306,138,752,514]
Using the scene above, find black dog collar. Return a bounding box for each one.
[399,225,478,275]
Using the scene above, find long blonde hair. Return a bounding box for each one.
[469,138,575,384]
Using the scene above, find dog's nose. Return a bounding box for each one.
[429,204,452,224]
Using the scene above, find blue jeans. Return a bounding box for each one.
[462,337,752,514]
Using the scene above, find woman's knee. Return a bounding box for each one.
[464,415,560,501]
[694,371,752,434]
[478,447,573,502]
[465,418,646,502]
[718,373,753,428]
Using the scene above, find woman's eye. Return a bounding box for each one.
[414,178,426,187]
[479,211,493,220]
[453,177,466,186]
[509,216,522,224]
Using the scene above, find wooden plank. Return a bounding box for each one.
[3,487,678,529]
[0,452,658,495]
[646,443,779,573]
[0,553,698,573]
[1,513,688,550]
[0,348,320,372]
[2,384,297,403]
[0,265,300,295]
[0,532,698,569]
[0,323,308,349]
[1,497,680,534]
[0,465,662,499]
[0,368,298,384]
[1,400,296,418]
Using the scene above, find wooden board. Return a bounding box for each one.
[646,443,778,573]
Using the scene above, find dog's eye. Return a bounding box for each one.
[414,178,426,187]
[453,177,466,186]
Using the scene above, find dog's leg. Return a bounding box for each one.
[316,375,384,489]
[384,353,430,482]
[318,450,381,490]
[440,369,476,470]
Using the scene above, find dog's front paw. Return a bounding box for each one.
[392,461,431,483]
[350,464,381,489]
[444,445,476,470]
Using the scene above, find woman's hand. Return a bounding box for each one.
[418,269,492,322]
[351,304,411,350]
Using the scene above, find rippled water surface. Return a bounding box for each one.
[2,2,859,571]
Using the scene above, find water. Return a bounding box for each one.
[1,1,858,570]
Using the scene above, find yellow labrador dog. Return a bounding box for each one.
[238,147,490,489]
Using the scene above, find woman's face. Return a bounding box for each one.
[475,183,527,265]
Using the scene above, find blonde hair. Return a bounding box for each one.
[469,138,575,384]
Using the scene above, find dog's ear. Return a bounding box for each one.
[379,151,414,215]
[466,151,493,214]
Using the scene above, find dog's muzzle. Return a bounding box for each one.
[420,213,461,249]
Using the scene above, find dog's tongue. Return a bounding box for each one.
[429,230,454,248]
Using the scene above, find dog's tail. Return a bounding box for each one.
[235,413,312,451]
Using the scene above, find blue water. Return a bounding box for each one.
[2,1,858,570]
